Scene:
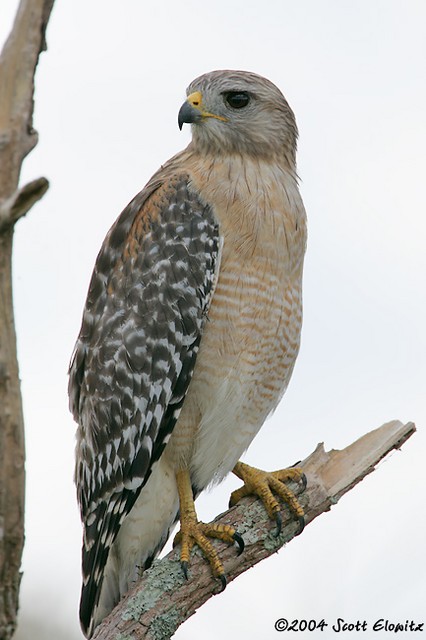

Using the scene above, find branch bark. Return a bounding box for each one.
[93,419,415,640]
[0,1,54,637]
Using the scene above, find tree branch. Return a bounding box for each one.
[93,419,415,640]
[0,1,54,637]
[0,177,49,232]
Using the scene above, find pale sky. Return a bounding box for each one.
[1,1,425,638]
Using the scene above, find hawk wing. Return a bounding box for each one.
[69,171,221,633]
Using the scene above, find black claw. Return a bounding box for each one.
[273,511,282,538]
[181,561,189,581]
[295,515,305,536]
[217,574,227,593]
[298,473,307,493]
[233,532,245,555]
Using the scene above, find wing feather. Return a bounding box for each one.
[69,172,220,635]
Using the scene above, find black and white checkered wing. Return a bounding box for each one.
[68,173,220,635]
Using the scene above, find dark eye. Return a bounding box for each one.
[224,91,250,109]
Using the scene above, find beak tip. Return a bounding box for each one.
[178,101,200,131]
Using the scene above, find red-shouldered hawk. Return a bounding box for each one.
[69,70,307,638]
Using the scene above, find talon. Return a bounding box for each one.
[273,511,282,538]
[233,532,245,555]
[175,469,239,588]
[296,515,305,536]
[217,574,227,592]
[181,560,189,580]
[298,473,307,493]
[232,461,306,539]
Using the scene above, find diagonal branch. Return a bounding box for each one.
[92,419,415,640]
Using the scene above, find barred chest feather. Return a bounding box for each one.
[165,156,307,490]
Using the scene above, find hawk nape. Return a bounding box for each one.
[69,69,307,638]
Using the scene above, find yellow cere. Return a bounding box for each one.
[187,91,203,108]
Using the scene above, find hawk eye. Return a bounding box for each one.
[224,91,250,109]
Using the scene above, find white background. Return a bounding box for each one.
[1,1,425,638]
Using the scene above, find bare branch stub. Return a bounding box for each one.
[0,1,55,638]
[0,177,49,232]
[92,420,415,640]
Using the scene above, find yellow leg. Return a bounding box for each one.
[174,468,244,591]
[230,461,306,536]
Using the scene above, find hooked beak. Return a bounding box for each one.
[178,99,201,130]
[178,91,227,130]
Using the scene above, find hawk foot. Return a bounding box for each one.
[230,461,306,537]
[175,468,244,591]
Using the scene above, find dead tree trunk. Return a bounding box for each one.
[0,1,54,637]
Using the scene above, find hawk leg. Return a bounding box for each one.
[174,468,244,591]
[230,461,306,537]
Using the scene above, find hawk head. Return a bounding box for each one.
[178,69,298,163]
